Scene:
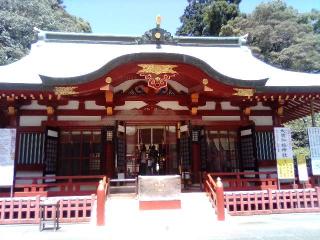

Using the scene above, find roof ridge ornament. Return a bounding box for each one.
[138,15,176,47]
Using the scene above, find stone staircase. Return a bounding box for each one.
[108,178,137,199]
[104,192,218,237]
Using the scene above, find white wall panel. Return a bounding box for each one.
[57,116,101,121]
[249,116,273,126]
[20,100,46,110]
[19,116,47,126]
[156,101,188,110]
[202,116,240,121]
[85,101,105,110]
[198,101,216,110]
[57,100,79,110]
[221,101,240,110]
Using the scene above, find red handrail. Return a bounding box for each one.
[204,173,225,221]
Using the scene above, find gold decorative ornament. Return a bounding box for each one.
[54,86,78,96]
[47,106,54,115]
[191,93,199,103]
[137,64,178,90]
[191,107,198,116]
[105,77,112,84]
[154,32,161,39]
[243,107,251,116]
[233,88,255,97]
[204,86,213,92]
[137,64,177,75]
[106,107,113,116]
[202,78,208,85]
[7,106,15,116]
[277,106,284,116]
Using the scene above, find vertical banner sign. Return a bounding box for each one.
[0,129,16,186]
[274,127,295,179]
[297,153,309,182]
[307,127,320,175]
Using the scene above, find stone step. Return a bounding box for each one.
[108,193,137,199]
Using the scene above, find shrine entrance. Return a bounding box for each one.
[124,124,178,178]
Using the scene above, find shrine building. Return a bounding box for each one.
[1,21,320,187]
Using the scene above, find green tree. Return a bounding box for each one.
[220,1,320,73]
[0,0,91,66]
[177,0,241,36]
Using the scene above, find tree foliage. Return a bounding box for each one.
[178,0,320,73]
[0,0,91,65]
[177,0,241,36]
[220,1,320,73]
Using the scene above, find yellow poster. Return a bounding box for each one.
[277,158,295,179]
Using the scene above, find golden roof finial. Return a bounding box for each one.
[156,15,161,27]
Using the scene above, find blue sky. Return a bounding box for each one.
[64,0,320,35]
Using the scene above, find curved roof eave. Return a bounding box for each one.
[39,52,268,87]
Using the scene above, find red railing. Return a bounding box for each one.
[14,175,105,197]
[204,173,225,221]
[0,195,95,224]
[225,187,320,215]
[209,172,278,191]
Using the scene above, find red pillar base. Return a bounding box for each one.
[139,200,181,210]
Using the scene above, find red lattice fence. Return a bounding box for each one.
[0,195,95,224]
[225,187,320,215]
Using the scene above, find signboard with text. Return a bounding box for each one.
[274,127,295,179]
[307,127,320,175]
[0,129,16,186]
[297,153,309,182]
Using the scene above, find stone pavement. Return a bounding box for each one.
[1,193,320,240]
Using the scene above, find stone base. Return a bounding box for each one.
[139,200,181,210]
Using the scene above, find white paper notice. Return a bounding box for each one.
[0,129,16,186]
[297,153,309,182]
[307,127,320,175]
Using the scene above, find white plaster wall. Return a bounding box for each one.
[249,116,273,126]
[198,101,216,110]
[114,79,143,92]
[20,100,46,110]
[156,101,188,110]
[202,116,241,121]
[19,116,47,126]
[221,101,240,110]
[15,171,43,184]
[57,116,101,121]
[57,100,79,110]
[167,80,188,93]
[251,102,271,110]
[85,101,105,110]
[114,101,146,110]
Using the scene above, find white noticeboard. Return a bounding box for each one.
[0,129,16,187]
[307,127,320,175]
[274,127,295,180]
